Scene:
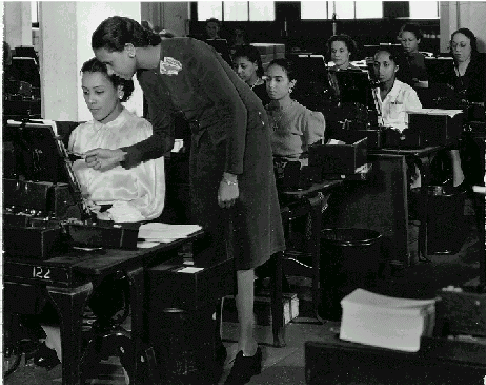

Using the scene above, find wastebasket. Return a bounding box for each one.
[409,186,467,254]
[319,228,383,321]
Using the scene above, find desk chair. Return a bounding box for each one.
[262,188,332,347]
[80,271,161,384]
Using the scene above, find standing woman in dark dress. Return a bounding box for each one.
[85,16,285,384]
[233,44,270,106]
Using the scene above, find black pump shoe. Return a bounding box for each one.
[34,343,60,370]
[224,347,262,385]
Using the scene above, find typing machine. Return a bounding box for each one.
[3,119,140,259]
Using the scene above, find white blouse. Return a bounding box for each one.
[68,109,165,222]
[375,79,422,132]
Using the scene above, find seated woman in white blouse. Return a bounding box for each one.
[373,48,424,189]
[69,57,165,223]
[373,48,422,132]
[37,58,165,369]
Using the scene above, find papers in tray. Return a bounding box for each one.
[138,223,202,246]
[339,289,437,352]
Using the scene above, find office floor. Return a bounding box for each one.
[4,202,483,385]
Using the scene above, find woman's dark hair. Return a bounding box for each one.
[233,45,264,78]
[400,23,423,41]
[326,34,357,56]
[81,57,135,102]
[373,48,399,66]
[206,18,221,28]
[3,41,12,65]
[232,26,250,45]
[92,16,161,52]
[450,28,478,53]
[267,58,297,81]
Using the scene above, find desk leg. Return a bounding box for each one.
[414,155,431,264]
[126,267,146,385]
[270,251,286,347]
[308,192,327,324]
[46,282,93,385]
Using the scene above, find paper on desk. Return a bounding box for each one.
[342,288,437,310]
[340,289,438,352]
[139,223,202,241]
[410,109,463,117]
[177,267,204,273]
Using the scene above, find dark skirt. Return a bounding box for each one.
[189,111,285,270]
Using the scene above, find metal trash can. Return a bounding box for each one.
[409,186,467,254]
[319,228,383,321]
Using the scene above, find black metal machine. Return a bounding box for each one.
[2,119,141,258]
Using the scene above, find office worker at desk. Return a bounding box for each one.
[397,23,428,87]
[70,57,165,223]
[435,28,485,190]
[36,57,166,369]
[265,58,326,165]
[372,48,422,133]
[326,34,360,98]
[373,48,423,188]
[233,44,270,106]
[85,16,285,385]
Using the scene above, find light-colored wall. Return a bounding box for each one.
[38,2,143,121]
[440,1,486,52]
[3,1,32,50]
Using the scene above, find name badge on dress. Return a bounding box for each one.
[160,57,182,76]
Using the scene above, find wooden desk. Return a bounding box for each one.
[305,333,486,385]
[374,146,445,264]
[271,180,343,346]
[322,147,443,266]
[3,231,233,385]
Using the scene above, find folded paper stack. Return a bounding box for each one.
[137,223,202,248]
[339,289,437,352]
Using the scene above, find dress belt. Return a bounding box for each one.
[187,120,206,148]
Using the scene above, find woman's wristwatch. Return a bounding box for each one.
[222,177,238,186]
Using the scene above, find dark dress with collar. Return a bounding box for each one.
[133,38,285,270]
[440,52,486,108]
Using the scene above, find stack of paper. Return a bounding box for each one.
[339,289,437,352]
[137,223,202,248]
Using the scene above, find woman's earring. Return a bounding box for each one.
[118,93,124,100]
[288,87,293,94]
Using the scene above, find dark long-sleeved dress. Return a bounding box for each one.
[439,52,486,108]
[128,38,285,270]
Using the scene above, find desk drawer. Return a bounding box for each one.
[147,257,235,311]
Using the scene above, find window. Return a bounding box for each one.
[224,2,248,22]
[409,1,439,19]
[301,1,383,20]
[356,1,383,19]
[198,1,275,22]
[249,2,275,22]
[301,1,330,20]
[32,1,38,24]
[335,1,354,19]
[198,1,223,22]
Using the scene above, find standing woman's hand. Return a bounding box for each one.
[84,148,126,170]
[218,173,239,208]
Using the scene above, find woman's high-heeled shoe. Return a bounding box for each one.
[34,343,61,370]
[224,347,262,385]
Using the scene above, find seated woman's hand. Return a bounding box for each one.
[84,148,126,170]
